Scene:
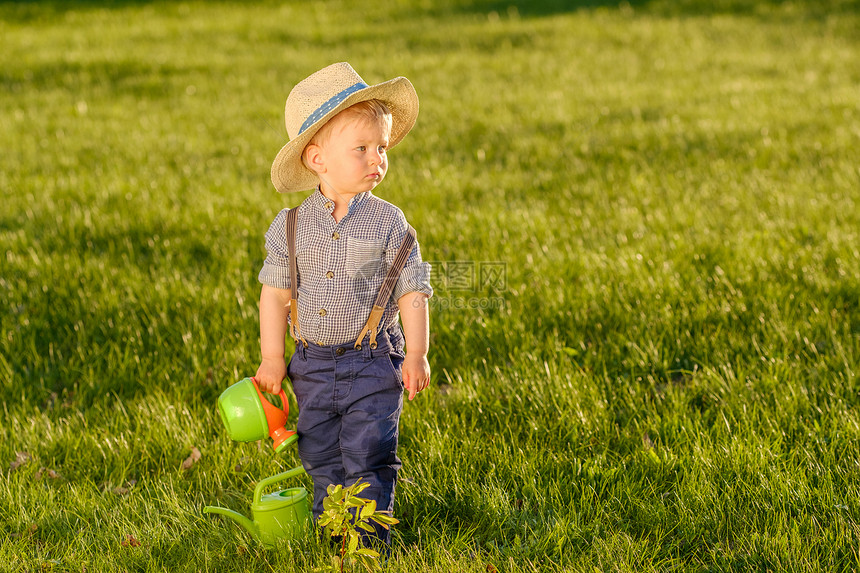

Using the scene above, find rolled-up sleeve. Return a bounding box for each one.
[386,210,433,302]
[395,248,432,302]
[257,208,292,290]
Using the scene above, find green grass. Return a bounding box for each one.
[2,0,860,571]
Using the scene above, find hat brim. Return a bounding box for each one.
[270,76,419,193]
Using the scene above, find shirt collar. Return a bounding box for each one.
[311,187,372,215]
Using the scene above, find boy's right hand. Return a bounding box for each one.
[255,357,287,394]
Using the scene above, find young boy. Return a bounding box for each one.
[254,62,432,546]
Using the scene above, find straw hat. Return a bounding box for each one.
[271,62,419,193]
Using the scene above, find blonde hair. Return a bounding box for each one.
[302,100,393,169]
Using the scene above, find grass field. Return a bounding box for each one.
[2,0,860,571]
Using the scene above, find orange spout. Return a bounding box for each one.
[251,378,298,452]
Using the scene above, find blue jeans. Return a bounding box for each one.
[288,327,405,546]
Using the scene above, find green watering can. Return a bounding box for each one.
[216,377,298,453]
[204,465,311,546]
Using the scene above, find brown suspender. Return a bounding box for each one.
[285,208,417,350]
[353,225,416,350]
[285,208,307,348]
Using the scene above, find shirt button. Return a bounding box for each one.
[324,202,333,210]
[326,271,334,279]
[332,232,340,240]
[318,308,327,317]
[335,347,345,356]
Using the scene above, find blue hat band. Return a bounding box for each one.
[299,82,369,135]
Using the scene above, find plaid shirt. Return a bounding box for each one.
[258,189,432,346]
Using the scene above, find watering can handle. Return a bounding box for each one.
[250,377,289,413]
[254,465,307,502]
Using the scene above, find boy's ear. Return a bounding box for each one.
[304,144,325,174]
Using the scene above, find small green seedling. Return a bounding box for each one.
[315,479,399,573]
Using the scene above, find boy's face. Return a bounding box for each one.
[313,112,391,198]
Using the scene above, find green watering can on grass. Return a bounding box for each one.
[204,465,311,546]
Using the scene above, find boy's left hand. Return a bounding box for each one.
[402,353,430,401]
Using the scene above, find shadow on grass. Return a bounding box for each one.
[437,0,860,17]
[0,59,201,100]
[4,0,859,22]
[0,0,239,23]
